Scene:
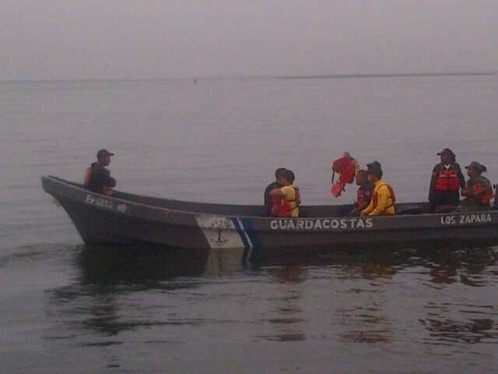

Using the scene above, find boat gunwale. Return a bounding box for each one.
[41,175,498,232]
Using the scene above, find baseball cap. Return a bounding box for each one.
[437,148,455,157]
[97,149,114,158]
[465,161,487,173]
[366,161,383,177]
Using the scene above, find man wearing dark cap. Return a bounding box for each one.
[83,149,116,195]
[460,161,493,211]
[360,161,396,216]
[428,148,465,213]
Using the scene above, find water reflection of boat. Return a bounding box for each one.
[72,241,498,286]
[77,246,212,286]
[45,243,496,349]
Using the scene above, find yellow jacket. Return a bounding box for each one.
[361,180,396,216]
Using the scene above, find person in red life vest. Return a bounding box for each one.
[350,169,374,216]
[269,169,301,218]
[83,149,116,195]
[331,152,359,197]
[263,168,287,216]
[460,161,493,211]
[428,148,465,213]
[360,161,396,216]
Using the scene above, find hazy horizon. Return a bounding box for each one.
[2,1,497,81]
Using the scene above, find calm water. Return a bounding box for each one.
[1,75,497,373]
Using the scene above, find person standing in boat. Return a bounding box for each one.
[269,169,300,218]
[428,148,465,213]
[263,167,287,216]
[350,169,374,216]
[83,149,116,195]
[459,161,493,211]
[360,161,396,216]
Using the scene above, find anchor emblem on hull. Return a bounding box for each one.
[212,228,228,245]
[205,217,232,247]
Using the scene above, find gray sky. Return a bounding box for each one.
[1,0,497,80]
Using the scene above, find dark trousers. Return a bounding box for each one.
[430,190,460,212]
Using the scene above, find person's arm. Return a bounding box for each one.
[269,187,284,197]
[360,196,374,216]
[92,166,116,190]
[428,165,439,201]
[107,175,116,188]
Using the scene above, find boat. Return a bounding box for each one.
[41,176,498,251]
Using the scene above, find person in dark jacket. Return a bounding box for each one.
[263,168,287,216]
[83,149,116,195]
[428,148,465,213]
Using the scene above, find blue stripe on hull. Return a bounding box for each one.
[231,218,252,250]
[240,218,262,249]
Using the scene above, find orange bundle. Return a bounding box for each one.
[331,152,358,197]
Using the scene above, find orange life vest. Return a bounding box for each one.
[331,155,358,197]
[272,187,301,217]
[470,183,494,205]
[83,167,92,186]
[434,166,461,191]
[355,184,373,209]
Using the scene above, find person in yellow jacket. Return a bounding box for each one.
[360,161,396,216]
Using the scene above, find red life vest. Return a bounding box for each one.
[331,155,358,197]
[434,166,461,191]
[471,183,494,205]
[356,185,372,209]
[272,187,301,217]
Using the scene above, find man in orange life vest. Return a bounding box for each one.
[263,168,287,216]
[83,149,116,195]
[269,169,300,218]
[460,161,493,211]
[360,161,396,216]
[428,148,465,213]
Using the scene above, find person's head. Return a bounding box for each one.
[355,169,368,185]
[97,149,114,166]
[465,161,487,177]
[366,161,383,181]
[282,169,295,185]
[437,148,456,165]
[275,167,287,179]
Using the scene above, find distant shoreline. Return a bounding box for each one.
[0,71,495,84]
[277,72,496,80]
